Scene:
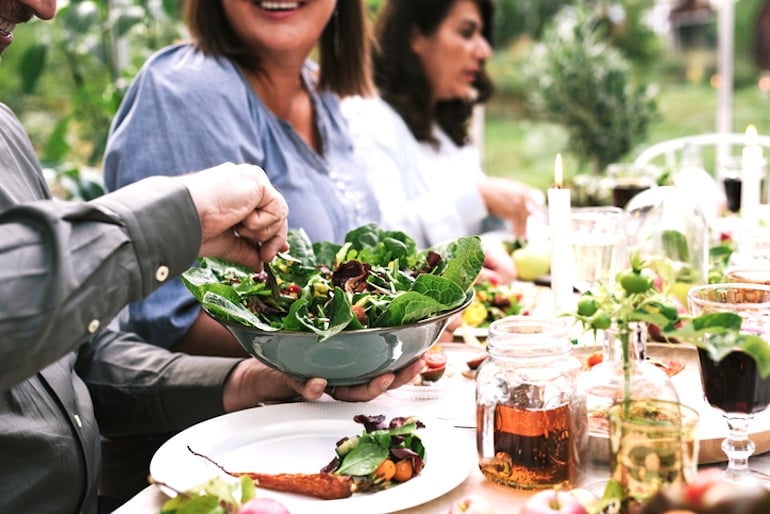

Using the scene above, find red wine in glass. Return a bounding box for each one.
[611,184,650,209]
[697,348,770,414]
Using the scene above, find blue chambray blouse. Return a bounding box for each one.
[103,43,380,348]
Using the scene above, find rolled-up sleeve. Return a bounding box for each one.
[0,177,201,392]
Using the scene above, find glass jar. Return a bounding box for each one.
[476,317,586,489]
[624,186,709,305]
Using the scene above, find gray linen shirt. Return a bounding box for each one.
[0,103,240,513]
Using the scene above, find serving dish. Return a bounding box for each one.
[222,292,472,385]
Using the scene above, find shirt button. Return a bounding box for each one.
[87,319,100,333]
[155,265,170,282]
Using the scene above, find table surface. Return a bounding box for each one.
[112,341,770,514]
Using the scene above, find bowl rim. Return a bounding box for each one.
[211,290,474,336]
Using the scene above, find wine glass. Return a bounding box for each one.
[607,163,657,209]
[687,283,770,483]
[571,207,624,294]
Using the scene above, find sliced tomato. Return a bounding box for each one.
[424,346,447,369]
[586,351,603,368]
[420,365,446,382]
[283,284,302,295]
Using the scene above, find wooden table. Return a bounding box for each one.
[112,342,770,514]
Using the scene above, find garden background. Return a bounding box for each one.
[1,0,770,198]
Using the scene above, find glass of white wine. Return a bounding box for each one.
[571,206,624,293]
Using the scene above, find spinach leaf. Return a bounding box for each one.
[336,440,389,476]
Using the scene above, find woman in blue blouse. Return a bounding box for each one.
[103,0,387,360]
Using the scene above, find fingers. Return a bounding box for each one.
[238,187,289,235]
[182,163,290,268]
[388,358,425,389]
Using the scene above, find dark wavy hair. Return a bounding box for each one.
[372,0,494,147]
[183,0,373,96]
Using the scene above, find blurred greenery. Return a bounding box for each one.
[522,2,660,174]
[2,0,770,202]
[482,0,770,193]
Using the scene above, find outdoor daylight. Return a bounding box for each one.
[2,1,770,514]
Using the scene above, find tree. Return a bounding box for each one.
[523,2,660,175]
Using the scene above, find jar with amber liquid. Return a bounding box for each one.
[475,317,587,489]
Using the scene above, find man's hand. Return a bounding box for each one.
[222,357,425,411]
[178,163,289,271]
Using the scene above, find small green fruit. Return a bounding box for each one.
[512,246,550,281]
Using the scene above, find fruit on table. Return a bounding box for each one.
[424,344,448,369]
[238,497,291,514]
[519,488,588,514]
[639,468,770,514]
[466,354,487,370]
[448,494,495,513]
[419,365,446,382]
[512,245,550,281]
[420,344,448,382]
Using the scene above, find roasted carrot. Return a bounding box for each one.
[187,446,355,500]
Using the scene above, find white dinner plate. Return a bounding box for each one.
[150,402,474,514]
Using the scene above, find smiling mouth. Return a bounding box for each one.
[255,1,305,12]
[0,18,15,37]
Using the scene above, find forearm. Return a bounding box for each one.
[80,330,237,437]
[171,310,250,358]
[0,179,200,391]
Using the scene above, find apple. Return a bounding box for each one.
[520,489,588,514]
[680,468,723,507]
[238,497,291,514]
[448,494,495,514]
[512,246,550,281]
[698,479,770,514]
[566,488,598,508]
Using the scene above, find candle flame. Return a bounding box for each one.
[554,153,563,188]
[745,124,758,141]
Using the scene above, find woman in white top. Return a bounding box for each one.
[344,0,540,280]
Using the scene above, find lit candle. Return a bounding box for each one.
[741,124,763,227]
[547,154,574,315]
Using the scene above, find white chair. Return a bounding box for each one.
[633,132,770,220]
[633,132,770,172]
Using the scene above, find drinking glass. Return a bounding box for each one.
[726,269,770,286]
[607,163,658,209]
[608,399,700,504]
[687,283,770,482]
[571,207,624,293]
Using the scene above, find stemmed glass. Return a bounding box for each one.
[687,283,770,483]
[570,207,624,294]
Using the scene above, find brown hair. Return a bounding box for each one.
[183,0,373,96]
[372,0,494,147]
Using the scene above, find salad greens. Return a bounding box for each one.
[155,475,255,514]
[322,414,426,491]
[182,224,484,341]
[461,278,524,328]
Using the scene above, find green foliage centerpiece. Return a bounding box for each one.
[571,252,770,508]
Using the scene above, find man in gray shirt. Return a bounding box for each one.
[0,1,422,512]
